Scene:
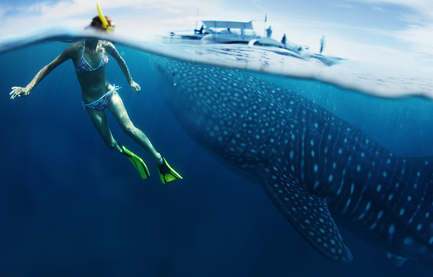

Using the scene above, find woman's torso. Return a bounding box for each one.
[71,40,110,103]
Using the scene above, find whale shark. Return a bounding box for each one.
[155,58,433,264]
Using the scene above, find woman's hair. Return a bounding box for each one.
[88,15,113,31]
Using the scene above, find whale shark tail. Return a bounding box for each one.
[261,164,353,263]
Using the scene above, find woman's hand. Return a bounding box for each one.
[9,86,31,100]
[130,80,141,93]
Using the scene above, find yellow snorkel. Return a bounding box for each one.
[96,1,113,32]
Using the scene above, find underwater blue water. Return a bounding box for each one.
[1,40,433,276]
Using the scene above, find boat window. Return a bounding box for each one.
[206,27,255,36]
[243,30,256,36]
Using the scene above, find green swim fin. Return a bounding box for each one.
[158,157,183,184]
[121,146,150,180]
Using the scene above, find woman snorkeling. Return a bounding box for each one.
[9,3,182,184]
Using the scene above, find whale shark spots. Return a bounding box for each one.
[157,58,433,264]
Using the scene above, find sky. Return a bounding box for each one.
[0,0,432,64]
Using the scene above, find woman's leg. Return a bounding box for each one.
[87,109,122,153]
[109,93,162,163]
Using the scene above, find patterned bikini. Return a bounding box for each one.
[76,41,119,111]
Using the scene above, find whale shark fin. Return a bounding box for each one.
[263,166,353,263]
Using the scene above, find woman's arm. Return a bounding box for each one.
[105,42,141,92]
[10,46,73,99]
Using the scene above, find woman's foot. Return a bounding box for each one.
[121,145,150,180]
[158,157,183,184]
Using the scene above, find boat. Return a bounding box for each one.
[170,20,260,44]
[200,20,260,44]
[170,20,343,66]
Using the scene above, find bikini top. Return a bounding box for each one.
[76,41,109,72]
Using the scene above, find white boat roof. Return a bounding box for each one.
[202,20,253,30]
